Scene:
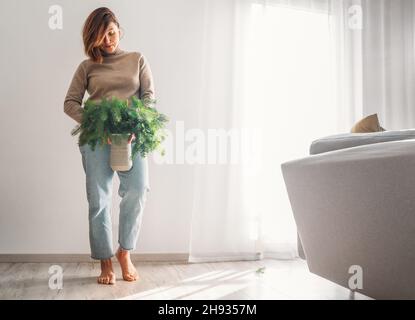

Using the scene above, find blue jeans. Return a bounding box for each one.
[79,141,150,260]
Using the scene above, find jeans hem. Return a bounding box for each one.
[118,242,135,251]
[90,253,115,260]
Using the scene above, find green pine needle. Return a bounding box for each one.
[71,95,169,160]
[255,267,266,275]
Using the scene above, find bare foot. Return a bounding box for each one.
[116,247,138,281]
[97,259,116,285]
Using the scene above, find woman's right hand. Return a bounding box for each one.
[107,137,112,145]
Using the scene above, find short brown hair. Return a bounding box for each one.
[82,7,120,64]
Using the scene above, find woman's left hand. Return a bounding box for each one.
[128,133,136,144]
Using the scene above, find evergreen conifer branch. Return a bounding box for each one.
[71,96,169,160]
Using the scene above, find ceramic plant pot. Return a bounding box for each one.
[109,133,133,171]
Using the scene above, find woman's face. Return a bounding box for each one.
[98,21,120,54]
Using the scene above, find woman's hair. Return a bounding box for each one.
[82,7,120,64]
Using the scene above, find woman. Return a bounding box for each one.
[63,7,154,285]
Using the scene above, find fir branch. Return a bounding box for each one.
[71,95,169,160]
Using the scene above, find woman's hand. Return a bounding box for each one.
[107,133,135,145]
[128,133,136,144]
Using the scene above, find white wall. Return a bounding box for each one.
[0,0,207,254]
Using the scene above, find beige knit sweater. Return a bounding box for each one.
[64,46,155,124]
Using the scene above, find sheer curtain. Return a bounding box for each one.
[332,0,415,130]
[189,0,415,262]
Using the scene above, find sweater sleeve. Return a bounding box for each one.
[138,54,155,102]
[64,62,87,124]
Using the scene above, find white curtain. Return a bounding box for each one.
[331,0,415,130]
[189,0,415,262]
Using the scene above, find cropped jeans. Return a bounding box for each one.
[79,141,150,260]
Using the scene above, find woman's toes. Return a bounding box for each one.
[123,274,132,281]
[98,273,115,285]
[124,273,137,281]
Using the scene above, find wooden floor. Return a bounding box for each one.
[0,259,372,300]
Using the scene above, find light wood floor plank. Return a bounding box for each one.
[0,259,372,300]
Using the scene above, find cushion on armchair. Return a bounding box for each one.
[351,113,386,133]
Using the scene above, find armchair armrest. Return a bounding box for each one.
[296,129,415,260]
[281,139,415,299]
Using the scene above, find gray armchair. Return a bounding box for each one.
[281,129,415,299]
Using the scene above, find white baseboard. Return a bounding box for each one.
[0,253,189,263]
